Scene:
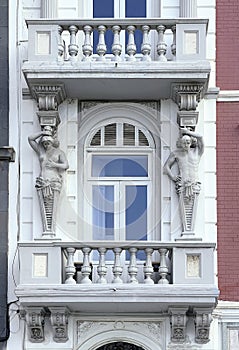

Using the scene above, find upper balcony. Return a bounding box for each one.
[23,18,210,100]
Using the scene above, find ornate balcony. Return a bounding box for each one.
[16,241,218,314]
[23,18,210,100]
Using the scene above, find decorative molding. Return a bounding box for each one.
[30,84,66,111]
[171,83,204,111]
[217,90,239,102]
[49,307,69,343]
[25,307,46,343]
[169,308,188,343]
[0,147,15,162]
[194,308,213,344]
[77,320,162,345]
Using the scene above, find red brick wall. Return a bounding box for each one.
[217,103,239,301]
[216,0,239,89]
[216,0,239,300]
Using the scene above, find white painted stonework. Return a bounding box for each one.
[7,1,239,350]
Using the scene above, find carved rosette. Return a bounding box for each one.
[49,307,69,343]
[25,307,46,343]
[194,308,213,344]
[169,308,188,343]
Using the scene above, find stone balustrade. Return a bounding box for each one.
[26,18,208,63]
[63,242,171,285]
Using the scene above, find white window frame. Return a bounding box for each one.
[82,120,156,243]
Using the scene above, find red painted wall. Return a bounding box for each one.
[217,0,239,301]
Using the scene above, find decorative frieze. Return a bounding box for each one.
[49,307,69,343]
[194,308,213,344]
[169,308,188,343]
[25,307,46,343]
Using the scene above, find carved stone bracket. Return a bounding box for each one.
[25,307,46,343]
[49,307,69,343]
[171,83,204,111]
[194,308,213,344]
[169,307,188,343]
[30,84,66,132]
[31,84,66,111]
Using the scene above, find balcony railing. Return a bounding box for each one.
[26,18,208,63]
[18,241,216,286]
[23,18,210,100]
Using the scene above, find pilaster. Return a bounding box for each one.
[41,0,58,18]
[179,0,197,18]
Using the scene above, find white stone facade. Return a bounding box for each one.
[6,1,238,350]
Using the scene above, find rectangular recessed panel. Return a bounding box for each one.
[33,253,48,277]
[187,254,200,277]
[184,31,198,55]
[36,32,50,55]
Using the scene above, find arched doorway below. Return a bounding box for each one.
[96,342,145,350]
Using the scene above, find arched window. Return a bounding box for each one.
[83,120,156,247]
[96,342,145,350]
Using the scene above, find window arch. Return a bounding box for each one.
[96,342,145,350]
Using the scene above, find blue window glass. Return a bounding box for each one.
[126,185,147,241]
[92,155,148,177]
[125,0,146,53]
[93,185,114,240]
[126,185,147,260]
[93,0,114,54]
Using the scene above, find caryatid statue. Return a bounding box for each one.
[164,127,204,235]
[28,128,69,236]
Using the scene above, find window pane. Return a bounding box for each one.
[126,0,146,53]
[126,0,146,17]
[93,0,114,54]
[126,185,147,260]
[126,185,147,241]
[104,123,117,146]
[93,185,114,240]
[93,0,114,17]
[92,155,148,177]
[123,123,135,146]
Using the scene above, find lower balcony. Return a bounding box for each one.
[16,241,218,314]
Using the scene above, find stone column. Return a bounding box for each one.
[179,0,197,17]
[41,0,58,18]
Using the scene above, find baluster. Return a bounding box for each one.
[158,248,169,284]
[126,25,136,61]
[128,247,138,284]
[171,25,176,57]
[141,25,151,61]
[143,248,154,284]
[112,248,123,283]
[112,25,122,61]
[82,25,93,61]
[97,247,107,284]
[58,25,64,61]
[65,248,76,284]
[96,25,107,61]
[68,25,79,62]
[156,25,167,62]
[80,247,92,284]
